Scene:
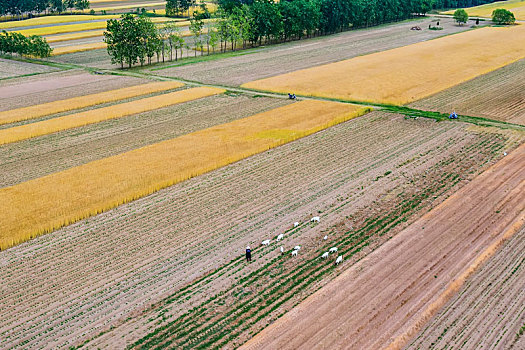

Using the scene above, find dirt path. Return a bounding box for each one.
[241,142,525,350]
[406,225,525,349]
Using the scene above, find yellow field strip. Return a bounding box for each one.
[51,41,107,55]
[0,100,370,250]
[14,17,172,36]
[45,30,106,43]
[90,2,165,10]
[0,81,184,125]
[442,0,525,20]
[0,86,221,145]
[0,15,120,29]
[242,25,525,105]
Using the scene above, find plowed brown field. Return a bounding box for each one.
[241,142,525,350]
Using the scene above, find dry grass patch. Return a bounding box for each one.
[242,25,525,105]
[442,0,525,20]
[0,81,183,125]
[0,100,369,250]
[0,86,221,145]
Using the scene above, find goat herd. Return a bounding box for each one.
[259,216,344,266]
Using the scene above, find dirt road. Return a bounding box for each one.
[242,142,525,350]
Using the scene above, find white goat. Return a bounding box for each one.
[294,245,301,251]
[291,250,298,257]
[321,252,329,259]
[294,222,299,228]
[329,247,338,253]
[335,255,343,265]
[262,239,271,246]
[280,246,284,254]
[311,216,320,223]
[323,235,328,240]
[276,233,284,241]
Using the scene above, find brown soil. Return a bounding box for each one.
[241,142,525,350]
[0,112,514,349]
[153,17,472,86]
[0,94,290,187]
[410,58,525,125]
[0,70,146,111]
[0,57,58,79]
[406,225,525,349]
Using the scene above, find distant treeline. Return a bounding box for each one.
[0,0,90,20]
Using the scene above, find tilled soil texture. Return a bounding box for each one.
[0,94,290,187]
[241,142,525,350]
[0,70,147,111]
[406,226,525,350]
[410,58,525,125]
[0,58,59,79]
[0,113,515,349]
[153,17,472,86]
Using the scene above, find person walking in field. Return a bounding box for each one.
[246,246,252,262]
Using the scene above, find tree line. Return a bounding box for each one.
[0,30,52,56]
[0,0,90,20]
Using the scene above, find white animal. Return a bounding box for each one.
[335,255,343,265]
[504,152,507,156]
[291,250,298,257]
[323,235,328,240]
[294,222,299,228]
[276,233,284,241]
[280,246,284,254]
[294,245,301,251]
[329,247,338,253]
[262,240,271,246]
[311,216,320,223]
[321,252,329,259]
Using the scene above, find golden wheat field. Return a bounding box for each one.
[241,25,525,105]
[0,15,120,29]
[0,100,370,250]
[0,81,184,125]
[51,42,108,55]
[45,30,106,43]
[0,86,222,145]
[442,0,525,20]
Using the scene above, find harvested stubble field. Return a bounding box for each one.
[406,224,525,349]
[442,0,525,20]
[0,57,59,79]
[242,25,525,105]
[0,80,183,125]
[153,17,471,86]
[0,112,521,348]
[0,70,147,112]
[410,58,525,126]
[242,141,525,350]
[0,94,291,187]
[0,100,367,249]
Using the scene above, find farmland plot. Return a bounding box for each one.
[410,58,525,125]
[0,58,59,79]
[406,225,525,350]
[0,70,147,111]
[0,113,520,348]
[153,17,472,86]
[0,94,291,187]
[242,142,525,350]
[241,25,525,105]
[442,0,525,20]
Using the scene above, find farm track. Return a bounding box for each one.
[241,140,525,350]
[0,94,290,187]
[406,226,525,349]
[410,58,525,125]
[0,113,515,349]
[152,17,471,86]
